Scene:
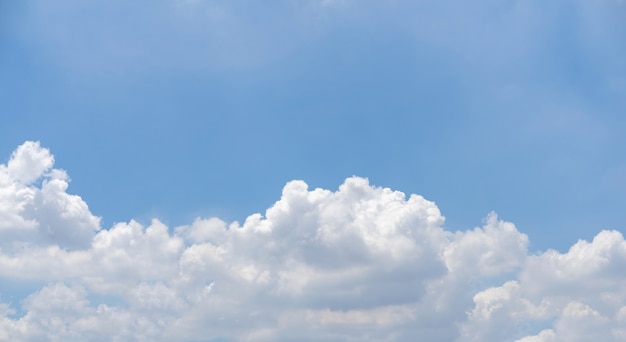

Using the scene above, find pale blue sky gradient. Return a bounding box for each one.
[1,0,625,252]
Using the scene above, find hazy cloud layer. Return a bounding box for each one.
[16,0,625,77]
[1,142,625,341]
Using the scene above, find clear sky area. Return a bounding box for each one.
[1,0,625,340]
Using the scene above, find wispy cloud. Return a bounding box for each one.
[15,0,624,77]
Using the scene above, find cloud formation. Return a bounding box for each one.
[0,141,625,341]
[0,141,100,251]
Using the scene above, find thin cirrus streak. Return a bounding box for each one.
[0,141,625,341]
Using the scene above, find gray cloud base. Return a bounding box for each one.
[0,141,625,341]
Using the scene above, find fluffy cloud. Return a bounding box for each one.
[0,141,625,341]
[0,141,100,251]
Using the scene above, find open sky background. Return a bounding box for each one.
[1,0,624,252]
[1,0,626,341]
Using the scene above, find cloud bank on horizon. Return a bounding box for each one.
[1,141,625,341]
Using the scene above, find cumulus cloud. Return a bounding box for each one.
[0,141,625,341]
[0,141,100,250]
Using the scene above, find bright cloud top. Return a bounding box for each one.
[0,142,625,341]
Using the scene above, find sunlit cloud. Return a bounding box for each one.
[1,142,625,341]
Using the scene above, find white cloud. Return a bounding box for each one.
[5,141,54,185]
[0,141,100,251]
[444,212,528,277]
[0,141,625,341]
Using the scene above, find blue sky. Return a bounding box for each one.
[2,0,625,252]
[0,1,625,340]
[0,1,626,249]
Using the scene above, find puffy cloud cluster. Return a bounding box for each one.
[0,141,100,251]
[1,141,625,341]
